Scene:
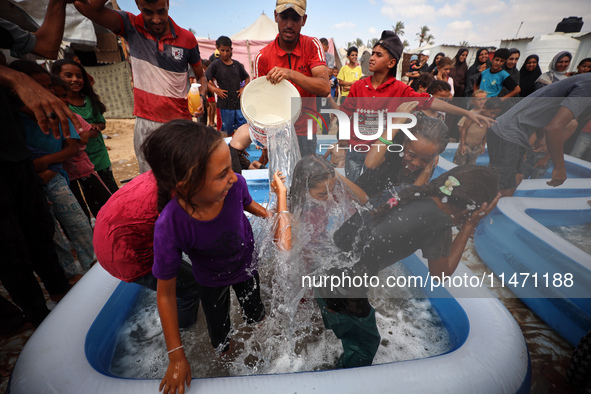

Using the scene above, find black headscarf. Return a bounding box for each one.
[449,48,469,97]
[465,48,492,97]
[427,52,446,73]
[519,54,542,97]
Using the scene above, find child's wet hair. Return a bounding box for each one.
[410,116,450,154]
[290,154,335,210]
[398,164,499,210]
[51,59,106,116]
[142,119,223,212]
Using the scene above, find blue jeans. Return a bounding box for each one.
[133,259,201,329]
[220,109,247,136]
[345,150,366,182]
[44,172,95,271]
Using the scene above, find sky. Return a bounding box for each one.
[117,0,591,50]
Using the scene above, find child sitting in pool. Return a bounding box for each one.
[272,162,500,369]
[144,120,273,394]
[356,105,449,197]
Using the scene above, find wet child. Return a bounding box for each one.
[144,120,272,394]
[357,107,449,197]
[454,97,503,165]
[328,165,500,367]
[51,59,119,194]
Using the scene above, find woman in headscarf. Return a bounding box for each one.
[427,52,445,74]
[449,48,469,97]
[499,48,520,97]
[519,54,542,97]
[534,51,572,90]
[464,48,492,97]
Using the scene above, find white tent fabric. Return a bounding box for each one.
[6,0,99,47]
[231,12,278,41]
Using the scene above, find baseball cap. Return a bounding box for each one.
[276,0,306,16]
[421,50,430,56]
[376,30,403,62]
[410,55,418,61]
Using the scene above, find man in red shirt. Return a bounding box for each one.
[229,0,330,159]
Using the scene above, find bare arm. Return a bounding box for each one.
[245,200,272,218]
[74,0,122,33]
[0,65,80,137]
[33,0,90,58]
[501,86,521,100]
[414,156,438,186]
[157,278,192,394]
[270,171,291,251]
[266,64,330,97]
[431,98,494,128]
[428,194,500,277]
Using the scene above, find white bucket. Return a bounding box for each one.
[240,78,301,147]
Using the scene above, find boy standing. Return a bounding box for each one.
[475,48,520,98]
[454,97,503,165]
[206,36,250,136]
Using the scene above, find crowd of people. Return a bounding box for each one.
[2,0,591,393]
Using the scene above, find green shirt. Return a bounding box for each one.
[69,97,111,171]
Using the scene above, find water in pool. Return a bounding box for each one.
[547,223,591,255]
[109,194,451,379]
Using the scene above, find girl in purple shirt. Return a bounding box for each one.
[143,120,272,394]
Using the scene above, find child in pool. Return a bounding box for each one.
[145,120,272,394]
[356,104,449,198]
[274,162,500,368]
[330,164,501,367]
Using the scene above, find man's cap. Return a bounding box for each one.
[410,55,418,61]
[376,30,403,62]
[421,50,430,56]
[276,0,306,16]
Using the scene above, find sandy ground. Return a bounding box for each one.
[102,118,140,185]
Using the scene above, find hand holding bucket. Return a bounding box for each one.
[240,78,302,148]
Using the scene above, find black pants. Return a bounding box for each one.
[199,274,265,351]
[0,159,69,325]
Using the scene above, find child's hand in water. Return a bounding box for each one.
[271,171,287,197]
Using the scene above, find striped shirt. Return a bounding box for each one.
[116,11,201,122]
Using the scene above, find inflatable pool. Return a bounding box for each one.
[439,143,591,179]
[8,253,531,393]
[474,196,591,347]
[9,165,531,394]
